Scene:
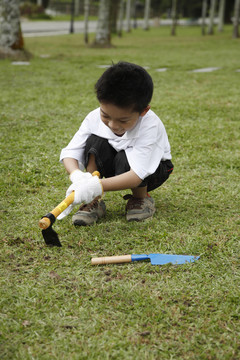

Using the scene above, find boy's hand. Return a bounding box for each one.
[68,176,103,204]
[70,169,92,183]
[57,176,103,220]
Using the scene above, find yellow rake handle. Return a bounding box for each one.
[39,171,100,230]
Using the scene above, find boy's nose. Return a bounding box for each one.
[108,120,119,131]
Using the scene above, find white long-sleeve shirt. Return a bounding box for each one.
[60,108,172,180]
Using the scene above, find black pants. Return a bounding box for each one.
[84,135,174,192]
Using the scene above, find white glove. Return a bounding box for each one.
[70,176,103,204]
[70,169,92,183]
[57,176,103,220]
[57,170,92,220]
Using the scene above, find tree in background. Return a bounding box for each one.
[218,0,226,32]
[74,0,80,16]
[201,0,208,35]
[232,0,240,38]
[171,0,178,35]
[84,0,90,44]
[16,0,238,44]
[208,0,217,34]
[110,0,121,33]
[93,0,111,46]
[143,0,151,30]
[0,0,28,59]
[117,0,125,37]
[126,0,132,32]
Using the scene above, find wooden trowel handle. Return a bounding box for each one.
[91,255,132,265]
[39,171,100,230]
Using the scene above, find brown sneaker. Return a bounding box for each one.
[72,199,106,226]
[124,194,156,222]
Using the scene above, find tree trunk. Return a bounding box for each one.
[84,0,90,44]
[218,0,226,32]
[110,0,121,34]
[70,0,75,33]
[117,0,124,37]
[201,0,208,35]
[74,0,80,17]
[208,0,217,35]
[171,0,177,36]
[233,0,240,38]
[133,0,137,28]
[126,0,132,33]
[93,0,111,47]
[143,0,151,31]
[0,0,24,50]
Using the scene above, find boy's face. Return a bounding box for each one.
[100,103,149,137]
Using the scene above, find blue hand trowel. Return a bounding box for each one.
[91,253,200,266]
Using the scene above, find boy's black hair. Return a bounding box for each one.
[95,61,153,113]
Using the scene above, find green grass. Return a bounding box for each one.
[0,26,239,359]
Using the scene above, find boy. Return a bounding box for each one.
[58,62,173,225]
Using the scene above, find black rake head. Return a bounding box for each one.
[42,226,62,247]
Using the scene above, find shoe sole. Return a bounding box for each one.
[73,219,89,226]
[72,215,98,226]
[127,212,155,222]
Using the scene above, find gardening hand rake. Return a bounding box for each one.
[39,171,100,246]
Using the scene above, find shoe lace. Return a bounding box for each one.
[79,199,99,212]
[123,194,145,210]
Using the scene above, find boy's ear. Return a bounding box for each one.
[140,105,151,116]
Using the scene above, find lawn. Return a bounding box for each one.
[0,26,239,359]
